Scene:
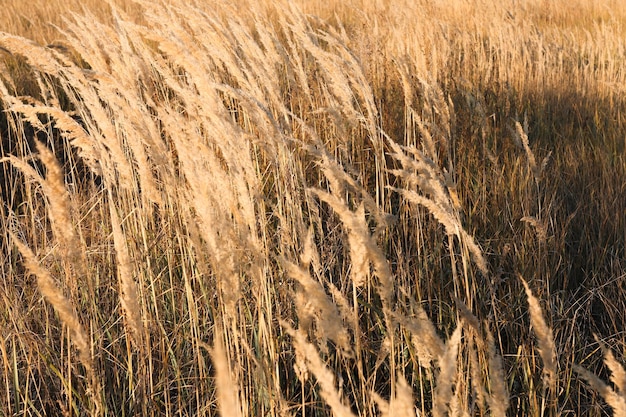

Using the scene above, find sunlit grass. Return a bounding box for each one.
[1,0,625,415]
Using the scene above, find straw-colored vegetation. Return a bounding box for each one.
[1,0,625,415]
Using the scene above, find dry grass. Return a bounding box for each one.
[0,0,625,416]
[575,335,626,416]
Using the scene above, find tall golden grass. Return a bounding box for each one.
[0,0,625,416]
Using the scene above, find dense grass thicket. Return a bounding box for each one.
[1,0,625,416]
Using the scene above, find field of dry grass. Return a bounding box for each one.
[1,0,625,416]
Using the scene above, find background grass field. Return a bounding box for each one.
[1,0,625,416]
